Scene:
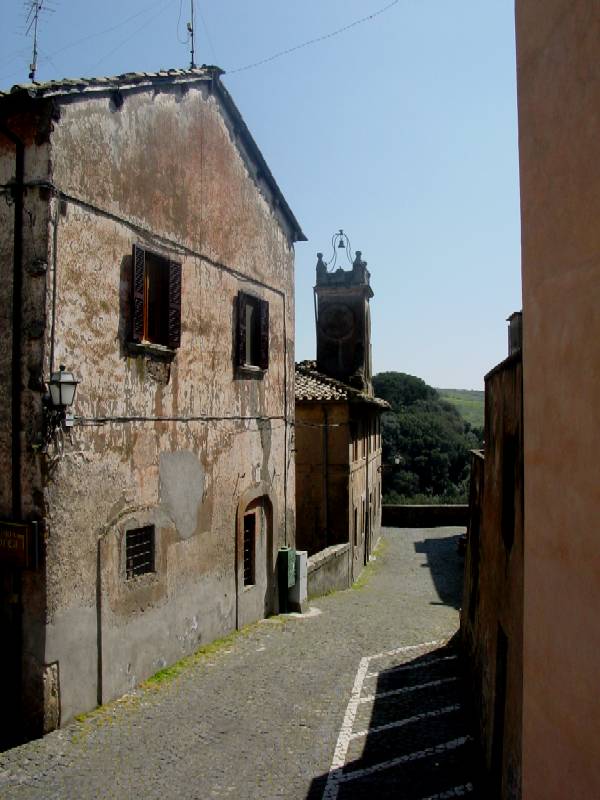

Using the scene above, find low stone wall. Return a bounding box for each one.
[382,504,469,528]
[307,543,351,599]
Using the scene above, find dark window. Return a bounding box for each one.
[131,244,182,349]
[126,525,155,579]
[350,422,358,462]
[236,292,269,369]
[243,511,256,586]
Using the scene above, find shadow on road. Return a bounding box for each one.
[306,636,482,800]
[413,533,465,610]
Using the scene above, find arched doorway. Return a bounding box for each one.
[235,488,275,629]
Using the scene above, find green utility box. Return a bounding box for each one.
[278,547,296,613]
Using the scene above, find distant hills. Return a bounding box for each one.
[437,388,484,429]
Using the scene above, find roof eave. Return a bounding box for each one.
[0,66,306,244]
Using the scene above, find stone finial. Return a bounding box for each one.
[316,252,327,279]
[352,251,368,282]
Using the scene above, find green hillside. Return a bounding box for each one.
[373,373,484,505]
[437,389,485,429]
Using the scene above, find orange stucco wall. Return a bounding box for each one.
[516,2,600,797]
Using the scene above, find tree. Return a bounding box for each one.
[373,372,483,504]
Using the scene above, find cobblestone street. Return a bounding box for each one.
[0,528,481,799]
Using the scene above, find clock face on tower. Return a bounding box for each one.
[319,303,355,341]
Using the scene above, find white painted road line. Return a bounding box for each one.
[322,655,371,800]
[367,640,444,663]
[359,676,458,703]
[349,704,461,741]
[322,641,457,800]
[334,737,471,784]
[365,654,458,680]
[418,782,474,799]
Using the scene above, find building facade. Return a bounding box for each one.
[295,250,387,582]
[0,67,304,744]
[516,2,600,797]
[461,316,523,799]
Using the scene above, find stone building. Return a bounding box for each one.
[295,249,388,587]
[461,314,523,799]
[516,1,600,797]
[0,67,304,745]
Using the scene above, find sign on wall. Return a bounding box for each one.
[0,521,38,569]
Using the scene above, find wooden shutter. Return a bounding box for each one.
[236,291,247,366]
[131,244,145,343]
[259,299,269,370]
[167,260,182,349]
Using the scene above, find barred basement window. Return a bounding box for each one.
[243,511,256,586]
[236,291,269,370]
[126,525,155,579]
[131,244,182,349]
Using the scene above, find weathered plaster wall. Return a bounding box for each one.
[382,505,468,528]
[348,411,382,582]
[11,80,297,725]
[295,402,350,555]
[461,355,523,799]
[516,2,600,797]
[295,401,382,583]
[307,543,351,599]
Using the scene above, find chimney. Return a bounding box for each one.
[507,311,523,355]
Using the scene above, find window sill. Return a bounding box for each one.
[127,342,176,361]
[237,364,266,377]
[124,569,158,586]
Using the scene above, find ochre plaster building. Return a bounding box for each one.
[516,1,600,797]
[295,250,387,583]
[0,67,304,745]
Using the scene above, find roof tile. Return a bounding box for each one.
[295,361,389,408]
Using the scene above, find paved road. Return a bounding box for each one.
[0,527,480,799]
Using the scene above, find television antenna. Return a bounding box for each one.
[187,0,196,69]
[23,0,56,82]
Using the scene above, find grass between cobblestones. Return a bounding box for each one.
[71,540,385,733]
[142,626,257,689]
[352,536,388,590]
[73,621,272,729]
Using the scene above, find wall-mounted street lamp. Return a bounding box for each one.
[46,364,79,429]
[378,454,403,473]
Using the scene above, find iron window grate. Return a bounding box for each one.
[126,525,155,579]
[243,512,255,586]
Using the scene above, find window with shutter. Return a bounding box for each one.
[130,245,182,350]
[236,291,269,370]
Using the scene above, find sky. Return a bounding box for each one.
[0,0,522,389]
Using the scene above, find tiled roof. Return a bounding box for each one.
[0,67,219,99]
[295,361,389,408]
[0,66,306,243]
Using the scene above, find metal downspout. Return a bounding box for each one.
[0,124,25,520]
[323,406,329,547]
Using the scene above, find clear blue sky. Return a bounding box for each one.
[1,1,521,389]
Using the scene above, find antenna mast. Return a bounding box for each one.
[187,0,196,69]
[24,0,54,82]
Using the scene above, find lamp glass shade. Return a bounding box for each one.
[48,366,78,408]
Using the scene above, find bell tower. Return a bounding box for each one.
[314,232,374,394]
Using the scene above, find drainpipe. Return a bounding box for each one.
[364,415,370,565]
[323,406,329,547]
[1,124,25,520]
